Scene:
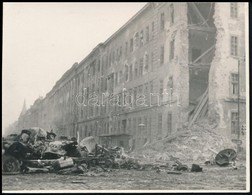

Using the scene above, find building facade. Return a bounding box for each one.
[9,3,247,149]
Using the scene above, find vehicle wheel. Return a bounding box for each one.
[215,149,237,166]
[2,155,20,173]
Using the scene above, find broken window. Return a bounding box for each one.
[160,45,165,65]
[125,64,129,81]
[144,83,149,104]
[92,83,95,93]
[125,41,128,56]
[115,72,118,86]
[231,112,238,134]
[134,62,138,79]
[144,53,149,72]
[103,55,107,69]
[151,52,154,71]
[119,46,122,60]
[133,118,136,135]
[146,26,149,43]
[170,4,174,24]
[116,48,119,61]
[135,32,139,49]
[81,108,83,119]
[128,88,132,104]
[167,113,172,136]
[144,83,149,96]
[230,73,239,96]
[158,113,162,134]
[139,58,144,76]
[167,76,174,94]
[160,12,165,31]
[133,87,137,105]
[86,86,90,99]
[108,53,111,67]
[119,70,123,83]
[129,64,133,81]
[107,123,110,134]
[231,36,238,56]
[140,30,144,47]
[159,79,164,100]
[130,38,134,52]
[82,73,84,83]
[230,3,238,18]
[151,21,155,39]
[170,39,175,60]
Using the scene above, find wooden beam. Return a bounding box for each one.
[189,2,210,28]
[197,99,208,121]
[192,45,215,64]
[188,87,208,128]
[188,94,208,128]
[194,88,208,116]
[188,25,216,33]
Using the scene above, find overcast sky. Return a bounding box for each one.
[2,2,146,133]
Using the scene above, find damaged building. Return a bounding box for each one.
[12,3,247,150]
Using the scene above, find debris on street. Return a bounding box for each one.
[130,122,237,167]
[215,149,237,167]
[2,124,240,177]
[167,171,183,175]
[191,164,203,172]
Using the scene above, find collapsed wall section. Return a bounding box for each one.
[208,3,246,141]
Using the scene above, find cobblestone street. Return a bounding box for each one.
[2,165,247,191]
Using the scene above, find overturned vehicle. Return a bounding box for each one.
[2,128,123,174]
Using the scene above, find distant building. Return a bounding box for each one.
[9,3,247,149]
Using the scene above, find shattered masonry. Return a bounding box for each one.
[8,3,246,150]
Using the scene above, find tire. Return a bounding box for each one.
[215,149,237,166]
[2,155,20,173]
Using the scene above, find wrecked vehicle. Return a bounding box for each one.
[2,128,125,174]
[2,127,80,173]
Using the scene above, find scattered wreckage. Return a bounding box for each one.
[2,127,138,174]
[2,127,238,175]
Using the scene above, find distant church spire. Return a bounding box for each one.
[20,99,27,117]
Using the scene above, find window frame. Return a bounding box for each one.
[160,12,165,31]
[230,35,238,57]
[170,39,175,60]
[230,72,239,96]
[230,110,239,134]
[230,3,238,19]
[158,113,163,135]
[160,45,165,65]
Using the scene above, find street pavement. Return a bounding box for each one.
[2,165,247,191]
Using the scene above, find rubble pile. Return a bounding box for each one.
[131,122,237,165]
[2,124,239,176]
